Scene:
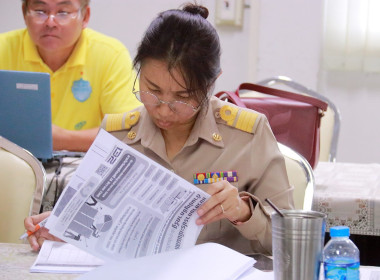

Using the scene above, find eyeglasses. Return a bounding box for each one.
[133,90,200,117]
[132,69,201,117]
[27,9,81,25]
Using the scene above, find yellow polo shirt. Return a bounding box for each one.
[0,28,140,130]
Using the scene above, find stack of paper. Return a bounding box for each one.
[30,240,104,274]
[78,242,256,280]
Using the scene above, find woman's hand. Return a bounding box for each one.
[196,181,251,225]
[24,211,62,251]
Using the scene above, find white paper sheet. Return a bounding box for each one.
[360,266,380,280]
[78,242,255,280]
[30,240,104,274]
[237,267,274,280]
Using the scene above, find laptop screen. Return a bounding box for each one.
[0,70,53,160]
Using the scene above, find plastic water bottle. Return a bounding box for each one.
[323,226,360,280]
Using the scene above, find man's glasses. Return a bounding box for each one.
[133,90,200,117]
[27,9,81,25]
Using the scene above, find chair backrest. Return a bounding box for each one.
[0,136,46,243]
[257,76,341,162]
[278,142,315,210]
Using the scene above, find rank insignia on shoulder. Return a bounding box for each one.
[193,171,238,185]
[219,105,259,134]
[104,111,140,132]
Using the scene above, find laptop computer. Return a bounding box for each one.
[0,70,84,162]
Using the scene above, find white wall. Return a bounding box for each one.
[255,0,322,87]
[255,0,380,164]
[0,0,252,93]
[1,0,379,164]
[87,0,253,94]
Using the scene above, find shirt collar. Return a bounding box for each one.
[65,29,87,67]
[185,96,225,148]
[124,107,169,161]
[123,106,163,147]
[126,97,225,150]
[24,29,43,64]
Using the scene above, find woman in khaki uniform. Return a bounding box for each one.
[25,4,294,255]
[102,4,294,255]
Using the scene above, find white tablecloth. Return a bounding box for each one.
[312,162,380,236]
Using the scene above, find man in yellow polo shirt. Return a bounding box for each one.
[0,0,140,152]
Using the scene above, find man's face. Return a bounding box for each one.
[23,0,89,56]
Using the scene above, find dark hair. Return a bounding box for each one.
[134,3,221,104]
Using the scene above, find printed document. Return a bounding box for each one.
[46,129,210,262]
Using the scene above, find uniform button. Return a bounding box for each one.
[127,131,136,140]
[214,111,221,118]
[170,169,175,173]
[212,133,222,142]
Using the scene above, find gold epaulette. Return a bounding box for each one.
[103,111,140,132]
[219,105,259,134]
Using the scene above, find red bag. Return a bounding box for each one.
[215,83,328,169]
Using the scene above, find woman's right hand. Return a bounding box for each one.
[24,211,62,251]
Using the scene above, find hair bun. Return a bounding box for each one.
[183,4,209,19]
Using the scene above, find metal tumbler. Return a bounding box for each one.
[272,210,326,280]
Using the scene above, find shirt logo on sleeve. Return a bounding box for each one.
[72,78,92,102]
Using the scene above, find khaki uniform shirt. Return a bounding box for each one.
[101,96,294,255]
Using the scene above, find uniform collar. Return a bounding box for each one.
[185,96,225,148]
[126,97,225,150]
[123,106,163,147]
[139,109,164,148]
[123,107,168,161]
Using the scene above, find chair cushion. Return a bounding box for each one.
[0,148,36,243]
[284,156,308,210]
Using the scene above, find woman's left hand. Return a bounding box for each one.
[196,181,251,225]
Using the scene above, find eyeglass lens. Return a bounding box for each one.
[136,91,197,116]
[28,10,79,25]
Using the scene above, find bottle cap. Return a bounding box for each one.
[330,226,350,237]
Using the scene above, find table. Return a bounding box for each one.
[313,162,380,266]
[38,159,380,266]
[0,243,78,280]
[313,162,380,236]
[1,242,379,280]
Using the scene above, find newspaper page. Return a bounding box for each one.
[46,129,210,262]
